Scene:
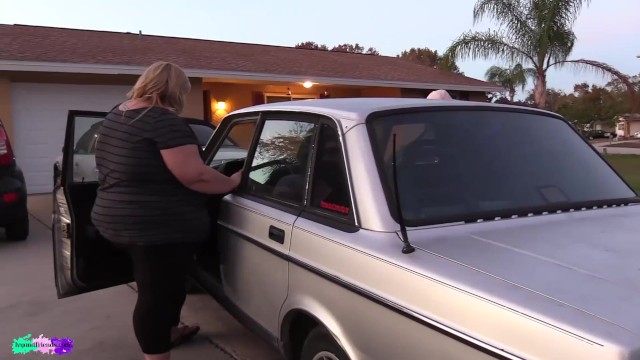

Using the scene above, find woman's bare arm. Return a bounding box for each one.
[160,144,242,194]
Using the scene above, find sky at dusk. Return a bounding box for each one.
[1,0,638,99]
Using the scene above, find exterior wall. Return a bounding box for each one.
[615,116,640,138]
[1,71,204,121]
[204,82,360,124]
[182,78,204,119]
[616,121,640,138]
[204,81,489,125]
[0,78,12,143]
[359,87,402,97]
[616,121,626,137]
[0,71,491,139]
[469,92,488,101]
[629,121,640,137]
[402,88,487,101]
[3,71,140,85]
[0,70,488,137]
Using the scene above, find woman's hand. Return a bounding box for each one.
[230,170,243,189]
[161,144,244,194]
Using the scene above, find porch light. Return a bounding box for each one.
[215,101,227,111]
[303,81,314,88]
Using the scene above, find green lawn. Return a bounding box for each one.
[603,154,640,192]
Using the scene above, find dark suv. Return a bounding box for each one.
[0,118,28,240]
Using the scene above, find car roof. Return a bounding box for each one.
[227,97,557,123]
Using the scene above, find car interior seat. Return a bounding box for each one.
[310,127,351,211]
[398,138,466,216]
[269,135,314,202]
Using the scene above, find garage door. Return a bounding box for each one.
[12,83,131,194]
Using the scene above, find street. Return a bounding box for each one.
[0,195,282,360]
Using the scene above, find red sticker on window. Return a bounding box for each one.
[320,201,350,215]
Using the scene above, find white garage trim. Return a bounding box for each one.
[11,83,131,194]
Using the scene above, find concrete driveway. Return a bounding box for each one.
[0,195,281,360]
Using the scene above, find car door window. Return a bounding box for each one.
[247,120,317,204]
[188,123,215,148]
[74,121,102,154]
[308,124,354,221]
[71,116,104,182]
[209,121,256,167]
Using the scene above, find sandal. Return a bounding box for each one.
[171,325,200,348]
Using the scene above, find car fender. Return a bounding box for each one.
[280,293,360,360]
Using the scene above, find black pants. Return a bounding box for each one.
[118,242,197,354]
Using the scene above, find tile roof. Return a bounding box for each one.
[0,24,500,90]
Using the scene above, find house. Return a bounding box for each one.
[582,121,615,133]
[0,24,502,194]
[615,113,640,138]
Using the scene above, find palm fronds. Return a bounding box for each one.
[446,30,536,66]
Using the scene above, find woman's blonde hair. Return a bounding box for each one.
[127,61,191,114]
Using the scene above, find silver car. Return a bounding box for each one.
[53,98,640,360]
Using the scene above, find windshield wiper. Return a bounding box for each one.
[392,133,415,254]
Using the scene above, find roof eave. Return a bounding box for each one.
[0,60,504,93]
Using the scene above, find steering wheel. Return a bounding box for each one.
[215,158,245,176]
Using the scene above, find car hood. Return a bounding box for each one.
[406,204,640,337]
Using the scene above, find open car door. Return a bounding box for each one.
[52,113,228,298]
[183,117,216,149]
[52,110,133,299]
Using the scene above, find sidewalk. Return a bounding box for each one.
[591,140,640,155]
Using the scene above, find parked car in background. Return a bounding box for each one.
[584,129,614,139]
[0,118,29,241]
[52,98,640,360]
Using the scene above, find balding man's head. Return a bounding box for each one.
[427,89,453,100]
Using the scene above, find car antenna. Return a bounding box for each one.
[391,133,415,254]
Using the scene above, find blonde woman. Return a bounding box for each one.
[91,61,242,360]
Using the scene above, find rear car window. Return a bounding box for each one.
[367,108,637,227]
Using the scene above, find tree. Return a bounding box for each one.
[484,64,532,101]
[397,47,462,74]
[521,81,633,128]
[605,73,640,112]
[524,87,568,112]
[294,41,379,55]
[294,41,328,51]
[488,93,537,107]
[254,122,314,164]
[444,0,637,111]
[331,43,380,55]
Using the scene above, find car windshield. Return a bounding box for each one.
[367,108,638,227]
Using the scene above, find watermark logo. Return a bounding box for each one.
[11,334,73,355]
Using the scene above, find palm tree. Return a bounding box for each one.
[445,0,637,111]
[485,64,532,101]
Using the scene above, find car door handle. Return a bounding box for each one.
[268,226,285,244]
